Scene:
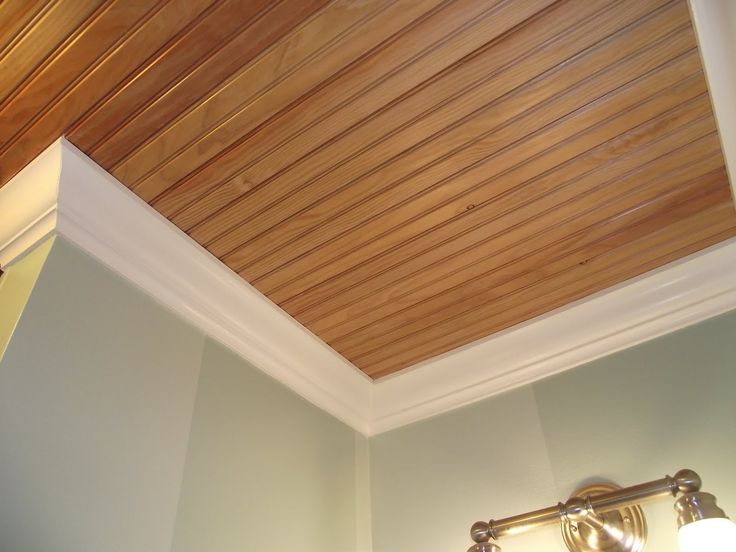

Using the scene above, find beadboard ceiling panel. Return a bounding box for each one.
[1,0,733,378]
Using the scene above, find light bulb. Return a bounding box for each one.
[678,518,736,552]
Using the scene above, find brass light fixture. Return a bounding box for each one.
[466,469,736,552]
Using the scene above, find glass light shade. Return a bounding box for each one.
[678,518,736,552]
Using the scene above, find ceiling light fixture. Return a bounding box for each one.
[466,469,735,552]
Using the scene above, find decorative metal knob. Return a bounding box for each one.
[674,469,702,495]
[470,521,492,543]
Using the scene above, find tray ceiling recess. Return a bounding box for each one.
[1,0,734,379]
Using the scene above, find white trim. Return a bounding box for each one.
[1,139,372,434]
[0,144,60,267]
[3,132,736,435]
[689,0,736,203]
[369,239,736,434]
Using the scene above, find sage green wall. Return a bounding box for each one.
[0,236,54,356]
[171,337,361,552]
[370,310,736,552]
[4,235,734,552]
[0,237,204,552]
[0,237,364,552]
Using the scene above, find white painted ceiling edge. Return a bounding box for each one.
[0,0,734,436]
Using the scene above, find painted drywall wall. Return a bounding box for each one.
[370,309,736,552]
[0,236,365,552]
[0,235,54,357]
[171,336,363,552]
[4,234,734,552]
[0,237,204,552]
[370,384,560,551]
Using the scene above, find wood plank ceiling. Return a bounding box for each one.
[1,0,734,378]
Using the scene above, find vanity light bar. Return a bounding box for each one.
[467,469,735,552]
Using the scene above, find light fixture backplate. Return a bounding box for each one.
[561,483,647,552]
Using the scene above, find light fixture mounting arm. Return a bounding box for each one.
[469,469,702,552]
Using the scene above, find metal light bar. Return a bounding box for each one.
[468,469,703,552]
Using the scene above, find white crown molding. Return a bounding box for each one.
[369,239,736,433]
[0,144,60,267]
[0,139,373,434]
[2,0,735,436]
[3,140,735,438]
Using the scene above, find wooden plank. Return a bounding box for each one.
[0,0,217,185]
[0,0,103,106]
[365,219,736,377]
[154,0,558,219]
[220,10,697,276]
[0,0,160,151]
[369,226,736,378]
[253,56,707,295]
[110,0,398,183]
[329,178,730,353]
[345,181,729,364]
[254,55,708,300]
[83,0,329,169]
[66,0,275,155]
[331,164,728,357]
[187,0,675,247]
[361,203,736,376]
[290,109,718,323]
[117,0,447,196]
[0,0,53,57]
[361,200,735,368]
[308,129,722,339]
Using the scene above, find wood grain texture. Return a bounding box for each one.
[75,0,329,167]
[190,0,667,250]
[119,0,447,197]
[0,0,160,151]
[227,16,700,280]
[0,0,733,378]
[0,0,218,183]
[160,0,557,225]
[0,0,54,58]
[288,104,718,323]
[303,121,721,338]
[361,201,736,376]
[66,0,276,155]
[254,56,709,297]
[0,0,104,108]
[333,160,727,360]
